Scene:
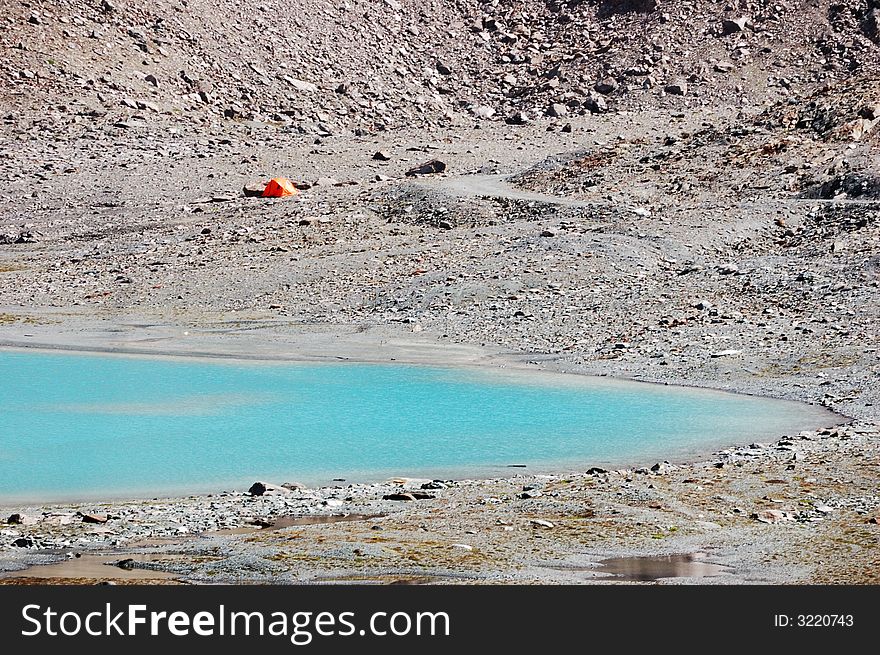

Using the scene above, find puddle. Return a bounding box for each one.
[211,513,385,535]
[596,553,730,581]
[1,553,182,582]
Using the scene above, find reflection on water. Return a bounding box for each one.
[1,553,181,582]
[42,392,280,416]
[598,553,730,581]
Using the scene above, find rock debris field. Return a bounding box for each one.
[0,0,878,583]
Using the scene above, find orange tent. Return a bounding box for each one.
[262,177,299,198]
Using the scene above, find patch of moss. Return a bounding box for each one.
[0,313,42,325]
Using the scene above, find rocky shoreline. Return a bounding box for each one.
[1,408,877,584]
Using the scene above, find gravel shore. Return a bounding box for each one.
[1,419,877,584]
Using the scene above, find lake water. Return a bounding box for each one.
[0,350,833,502]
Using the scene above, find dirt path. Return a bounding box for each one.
[415,173,598,208]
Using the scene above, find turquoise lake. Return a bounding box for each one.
[0,350,834,502]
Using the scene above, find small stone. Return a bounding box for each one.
[594,78,618,94]
[721,17,749,35]
[505,111,531,125]
[405,159,446,176]
[586,467,608,475]
[540,229,556,237]
[473,105,495,119]
[584,94,608,113]
[753,509,791,524]
[518,489,543,499]
[530,519,554,528]
[248,481,291,496]
[710,349,742,358]
[438,220,453,230]
[561,123,573,133]
[242,181,267,197]
[372,150,391,161]
[250,518,275,528]
[665,80,688,96]
[12,537,35,548]
[80,513,108,524]
[7,513,24,525]
[546,103,568,118]
[650,461,676,474]
[313,176,339,187]
[283,77,318,93]
[435,61,452,76]
[383,493,417,501]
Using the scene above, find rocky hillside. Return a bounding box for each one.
[3,0,880,135]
